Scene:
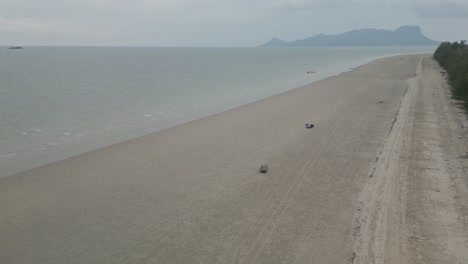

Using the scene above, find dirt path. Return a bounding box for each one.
[353,56,468,263]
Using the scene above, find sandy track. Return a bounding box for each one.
[353,56,468,264]
[2,55,460,264]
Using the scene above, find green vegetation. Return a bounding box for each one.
[433,41,468,109]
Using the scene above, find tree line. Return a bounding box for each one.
[433,41,468,108]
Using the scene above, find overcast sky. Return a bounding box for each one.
[1,0,467,46]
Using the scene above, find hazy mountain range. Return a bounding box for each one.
[260,26,439,47]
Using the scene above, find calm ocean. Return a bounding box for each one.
[0,46,435,177]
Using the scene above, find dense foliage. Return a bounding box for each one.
[433,41,468,107]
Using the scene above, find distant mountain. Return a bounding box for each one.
[260,26,439,47]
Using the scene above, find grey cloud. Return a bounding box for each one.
[412,0,468,17]
[272,0,403,10]
[0,0,465,46]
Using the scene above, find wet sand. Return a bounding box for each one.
[1,54,466,263]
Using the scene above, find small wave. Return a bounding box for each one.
[20,128,43,135]
[0,153,18,159]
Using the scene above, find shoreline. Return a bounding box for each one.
[2,53,466,263]
[1,53,431,178]
[1,54,425,263]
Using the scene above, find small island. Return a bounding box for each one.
[260,25,439,47]
[8,46,23,49]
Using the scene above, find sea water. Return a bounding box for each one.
[0,46,435,177]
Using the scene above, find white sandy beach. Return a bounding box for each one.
[1,55,467,263]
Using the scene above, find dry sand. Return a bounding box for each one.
[1,55,467,263]
[352,56,468,264]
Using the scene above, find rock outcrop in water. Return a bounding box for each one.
[260,26,439,47]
